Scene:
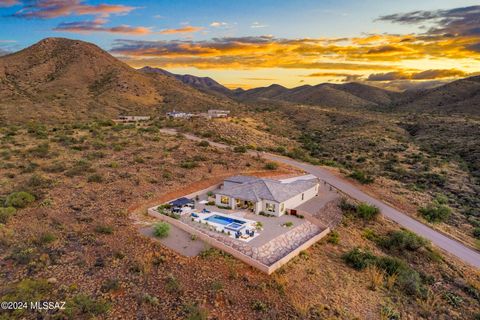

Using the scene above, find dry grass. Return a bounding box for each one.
[417,289,442,315]
[366,265,384,291]
[385,273,398,290]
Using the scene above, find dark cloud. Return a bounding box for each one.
[0,0,19,7]
[53,20,151,35]
[377,6,480,37]
[367,79,447,92]
[367,69,469,81]
[13,0,135,19]
[367,71,410,81]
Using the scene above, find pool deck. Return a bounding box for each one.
[147,177,340,273]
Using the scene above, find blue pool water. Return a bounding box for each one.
[204,215,246,226]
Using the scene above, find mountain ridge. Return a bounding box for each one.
[0,38,233,122]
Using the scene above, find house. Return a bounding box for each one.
[166,110,193,119]
[207,109,230,118]
[214,176,319,216]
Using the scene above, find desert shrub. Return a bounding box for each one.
[29,143,50,158]
[25,174,51,190]
[141,293,159,305]
[375,256,408,275]
[27,123,48,138]
[380,230,429,252]
[343,249,423,295]
[5,191,35,208]
[65,294,110,318]
[184,303,208,320]
[251,300,268,312]
[35,232,57,245]
[86,151,105,160]
[473,228,480,239]
[349,170,374,184]
[342,248,377,270]
[43,161,66,173]
[197,140,210,147]
[180,161,198,169]
[339,198,357,213]
[233,146,247,153]
[0,207,16,224]
[327,230,340,244]
[65,159,92,177]
[355,203,380,220]
[419,202,451,223]
[0,279,52,304]
[397,269,422,296]
[94,225,113,234]
[101,279,120,292]
[87,173,104,183]
[153,222,170,238]
[165,274,181,293]
[264,162,278,170]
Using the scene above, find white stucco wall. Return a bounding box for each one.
[282,184,319,213]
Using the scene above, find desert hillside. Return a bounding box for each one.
[0,38,233,123]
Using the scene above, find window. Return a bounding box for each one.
[221,196,229,205]
[266,203,276,212]
[302,193,304,200]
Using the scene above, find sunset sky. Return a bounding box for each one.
[0,0,479,89]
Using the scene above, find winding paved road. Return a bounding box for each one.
[161,129,480,268]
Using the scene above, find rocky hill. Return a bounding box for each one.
[394,75,480,115]
[0,38,232,122]
[233,82,400,108]
[140,66,233,97]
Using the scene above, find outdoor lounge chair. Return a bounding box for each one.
[191,213,199,218]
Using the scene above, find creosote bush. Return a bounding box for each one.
[5,192,35,208]
[380,229,429,252]
[153,222,170,238]
[419,202,451,223]
[264,162,278,170]
[342,247,424,296]
[0,207,16,224]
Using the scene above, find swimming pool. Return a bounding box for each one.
[205,214,246,226]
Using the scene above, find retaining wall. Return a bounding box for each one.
[148,207,330,275]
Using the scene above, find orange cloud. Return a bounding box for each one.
[112,32,480,73]
[159,26,204,34]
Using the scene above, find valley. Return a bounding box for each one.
[0,37,479,320]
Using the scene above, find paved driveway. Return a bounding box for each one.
[264,154,480,268]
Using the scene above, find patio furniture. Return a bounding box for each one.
[191,213,199,218]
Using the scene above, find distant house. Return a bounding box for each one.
[215,176,319,216]
[115,115,150,123]
[207,109,230,118]
[166,110,193,119]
